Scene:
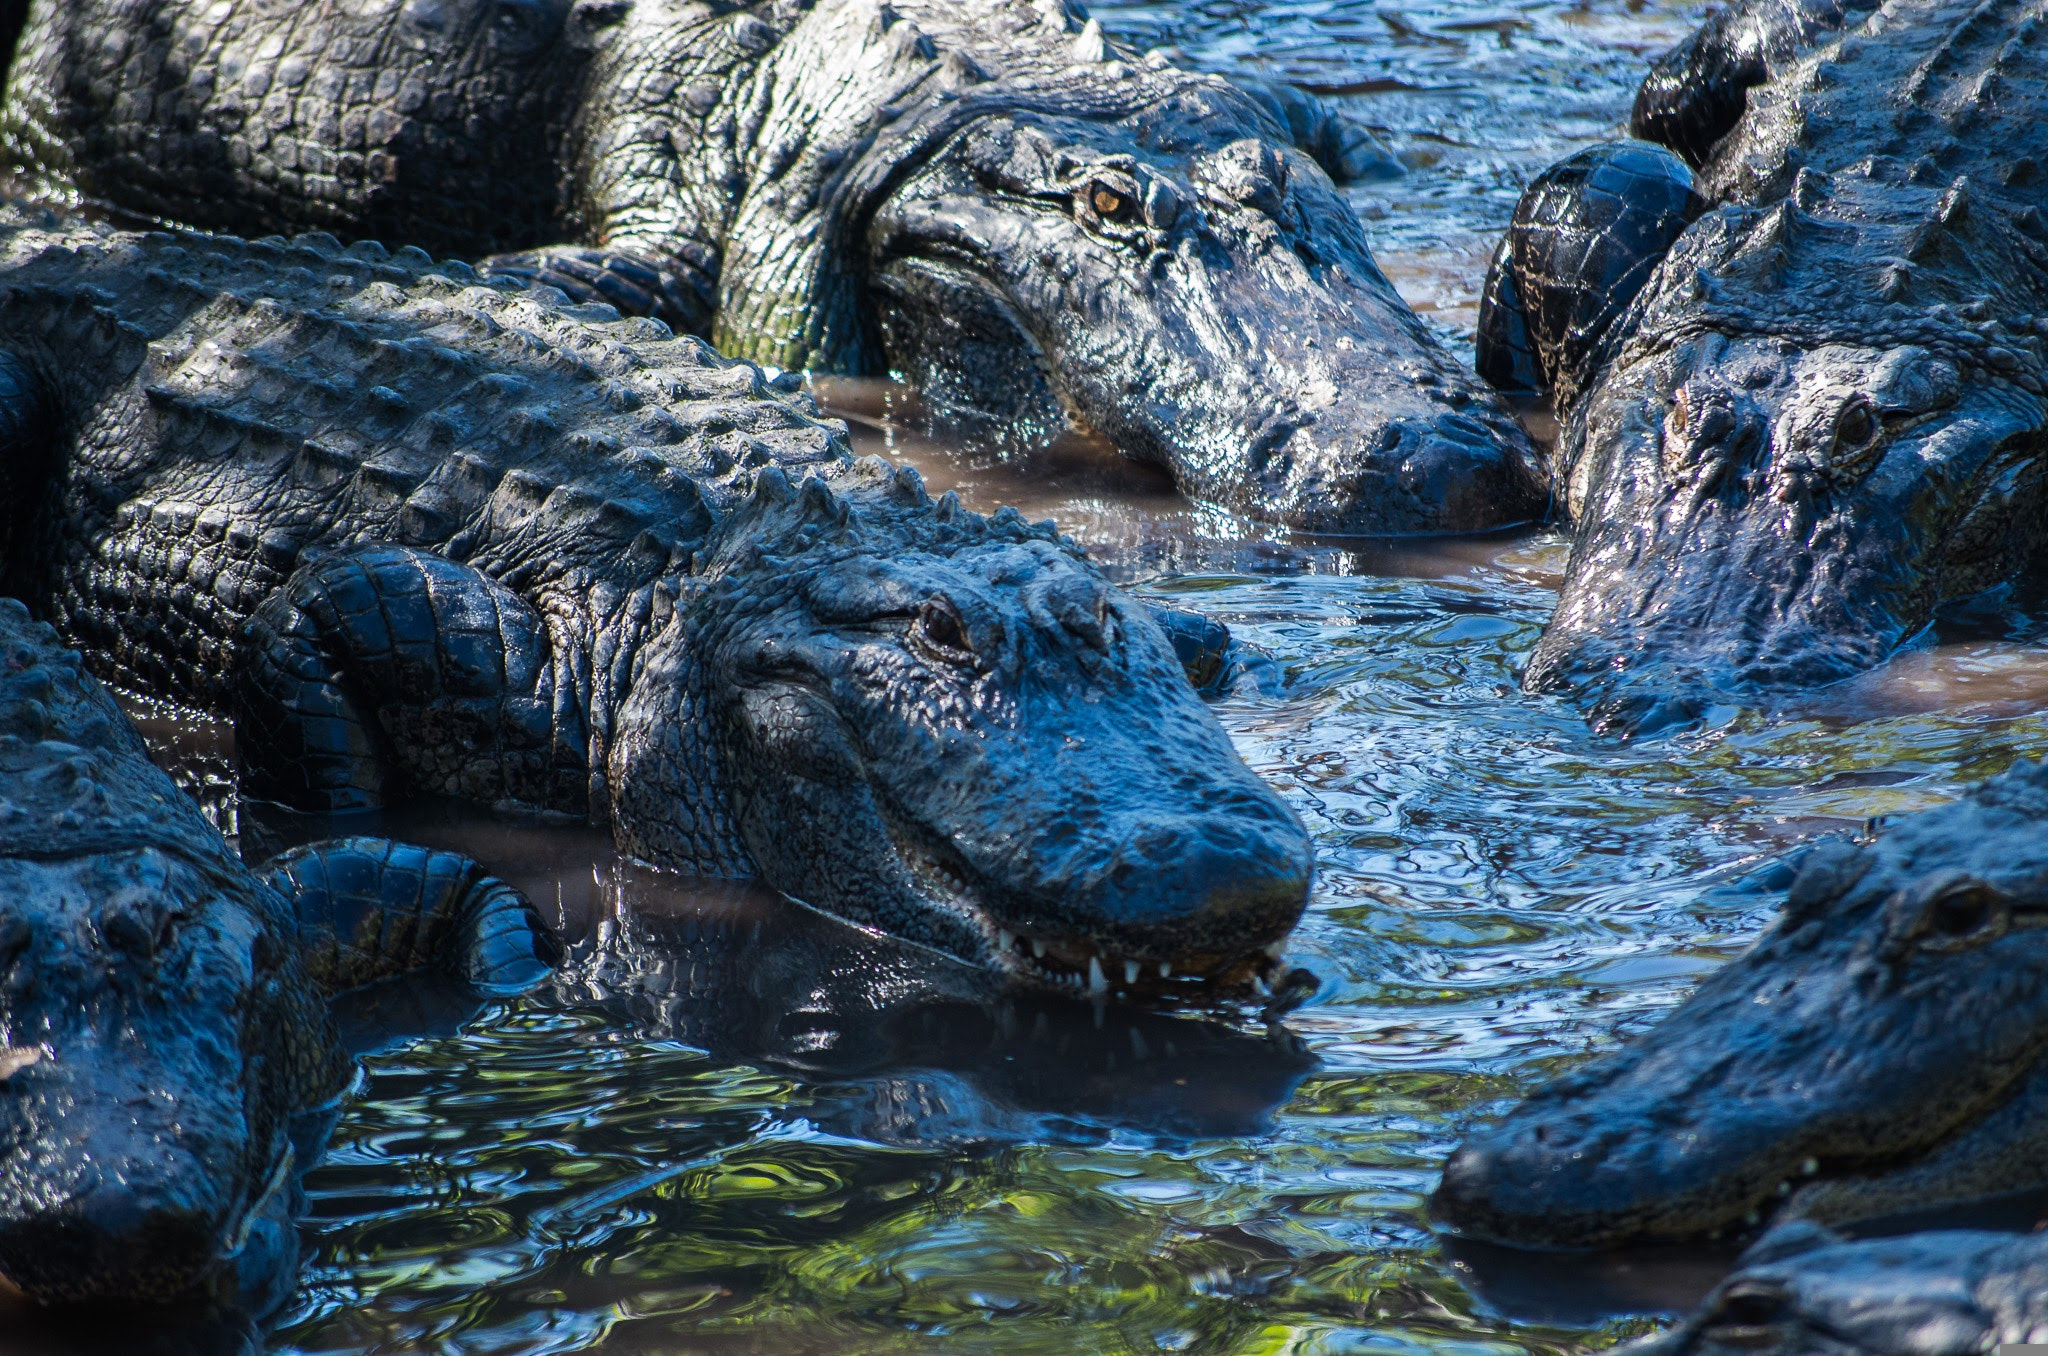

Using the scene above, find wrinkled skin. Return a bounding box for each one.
[661,481,1315,990]
[1629,1223,2048,1356]
[869,96,1545,532]
[0,215,1310,997]
[1629,0,1879,167]
[1485,0,2048,730]
[1431,760,2048,1248]
[0,0,1545,534]
[1528,326,2048,733]
[0,850,331,1309]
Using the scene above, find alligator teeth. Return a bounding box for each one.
[1251,971,1272,997]
[1158,961,1171,978]
[1123,959,1140,985]
[1087,955,1109,996]
[997,929,1014,953]
[1801,1157,1820,1176]
[1032,939,1046,958]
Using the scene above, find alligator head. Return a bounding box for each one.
[1628,1222,2048,1356]
[1525,175,2048,733]
[685,0,1545,535]
[1431,760,2048,1248]
[0,844,344,1308]
[610,464,1313,996]
[862,87,1545,533]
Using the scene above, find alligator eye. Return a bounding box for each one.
[1897,874,2014,953]
[1930,881,2001,938]
[1829,398,1882,467]
[1088,182,1142,226]
[914,600,976,665]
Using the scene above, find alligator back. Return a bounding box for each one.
[0,211,850,707]
[1706,0,2048,206]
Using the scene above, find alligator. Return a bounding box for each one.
[0,209,1313,996]
[1477,0,2048,732]
[0,0,1547,535]
[1430,759,2048,1248]
[0,595,554,1310]
[1628,1222,2048,1356]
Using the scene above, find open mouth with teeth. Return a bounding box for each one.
[887,824,1292,1002]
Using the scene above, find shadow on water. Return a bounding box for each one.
[248,796,1322,1152]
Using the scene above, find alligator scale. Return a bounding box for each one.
[1482,0,2048,729]
[0,0,1546,533]
[0,597,553,1309]
[0,210,1311,995]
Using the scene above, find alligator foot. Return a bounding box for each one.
[479,243,717,337]
[1478,141,1705,411]
[261,838,561,995]
[1143,604,1233,692]
[234,544,580,816]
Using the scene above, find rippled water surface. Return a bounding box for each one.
[237,3,2048,1353]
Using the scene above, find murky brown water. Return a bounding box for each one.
[105,2,2048,1351]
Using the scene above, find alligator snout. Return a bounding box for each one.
[1256,404,1549,536]
[0,1139,257,1305]
[1013,806,1313,987]
[1432,1115,1625,1247]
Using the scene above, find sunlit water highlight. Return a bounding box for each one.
[126,1,2048,1351]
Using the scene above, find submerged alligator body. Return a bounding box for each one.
[0,211,1312,996]
[0,0,1546,534]
[0,597,552,1309]
[1431,759,2048,1248]
[1630,1223,2048,1356]
[1480,0,2048,730]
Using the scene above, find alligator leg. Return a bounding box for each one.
[260,838,561,994]
[1144,604,1233,692]
[1225,77,1403,182]
[234,544,584,817]
[478,244,718,337]
[1478,141,1705,409]
[1631,0,1875,168]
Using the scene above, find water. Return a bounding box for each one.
[149,1,2048,1350]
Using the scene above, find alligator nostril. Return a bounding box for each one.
[1710,1281,1791,1329]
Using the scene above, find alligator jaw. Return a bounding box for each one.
[885,820,1286,1000]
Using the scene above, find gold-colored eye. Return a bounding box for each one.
[1089,182,1141,224]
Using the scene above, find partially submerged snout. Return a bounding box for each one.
[0,851,333,1308]
[870,93,1546,534]
[1434,762,2048,1248]
[691,470,1313,996]
[1530,333,2048,732]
